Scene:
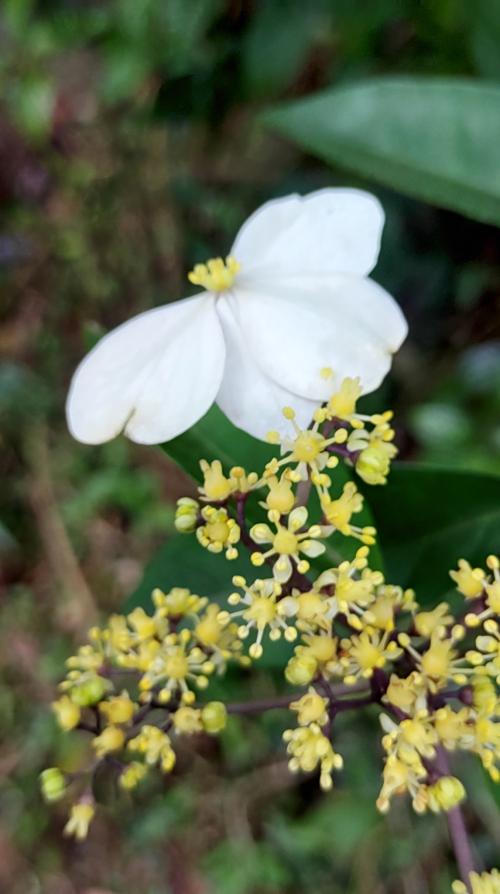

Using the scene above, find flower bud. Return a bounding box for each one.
[285,653,317,686]
[64,800,95,840]
[71,675,109,707]
[173,706,202,734]
[356,443,391,486]
[40,767,66,803]
[92,725,126,758]
[175,497,199,533]
[201,701,227,734]
[428,776,465,813]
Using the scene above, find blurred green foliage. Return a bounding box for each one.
[1,1,500,892]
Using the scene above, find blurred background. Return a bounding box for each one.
[1,1,500,892]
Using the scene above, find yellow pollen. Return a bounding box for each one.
[273,528,299,555]
[188,256,240,292]
[246,597,277,627]
[163,651,189,679]
[292,432,323,463]
[206,520,230,542]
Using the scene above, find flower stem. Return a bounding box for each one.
[225,682,369,716]
[435,746,476,890]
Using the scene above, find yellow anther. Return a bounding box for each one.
[188,256,240,292]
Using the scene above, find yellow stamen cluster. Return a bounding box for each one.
[283,724,343,791]
[196,505,241,559]
[187,255,240,292]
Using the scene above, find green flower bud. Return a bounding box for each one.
[285,654,317,686]
[40,767,66,802]
[175,497,199,534]
[71,675,108,707]
[201,701,227,734]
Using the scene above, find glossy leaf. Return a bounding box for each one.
[364,464,500,602]
[264,77,500,226]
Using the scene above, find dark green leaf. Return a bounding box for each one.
[364,464,500,602]
[263,77,500,226]
[162,404,277,484]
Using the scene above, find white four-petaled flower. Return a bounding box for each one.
[66,189,407,444]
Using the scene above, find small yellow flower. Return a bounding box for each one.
[290,688,329,726]
[384,672,426,714]
[120,762,148,790]
[283,723,343,791]
[222,576,297,659]
[92,725,126,758]
[376,752,427,814]
[250,505,327,583]
[265,404,342,487]
[321,482,376,545]
[52,694,81,731]
[262,473,296,516]
[341,630,401,682]
[128,725,176,773]
[433,705,470,750]
[355,437,397,486]
[138,629,213,703]
[153,586,206,618]
[414,603,453,638]
[326,377,362,420]
[64,801,95,840]
[199,459,233,501]
[450,559,485,599]
[197,505,240,560]
[172,706,203,735]
[100,692,135,725]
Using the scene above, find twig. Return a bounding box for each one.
[435,746,477,890]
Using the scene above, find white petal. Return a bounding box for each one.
[215,295,319,440]
[231,188,384,279]
[235,276,407,401]
[301,540,326,558]
[66,295,225,445]
[289,506,308,531]
[273,555,293,584]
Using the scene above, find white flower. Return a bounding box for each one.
[66,189,407,445]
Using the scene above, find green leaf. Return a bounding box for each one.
[126,531,254,612]
[263,77,500,226]
[242,0,329,99]
[364,464,500,602]
[162,404,277,484]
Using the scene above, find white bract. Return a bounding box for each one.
[66,189,407,444]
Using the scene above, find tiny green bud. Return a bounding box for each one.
[40,767,66,802]
[71,675,108,707]
[201,701,227,734]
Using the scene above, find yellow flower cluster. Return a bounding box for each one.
[42,377,499,868]
[45,585,235,836]
[452,870,500,894]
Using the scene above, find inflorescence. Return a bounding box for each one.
[42,378,500,877]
